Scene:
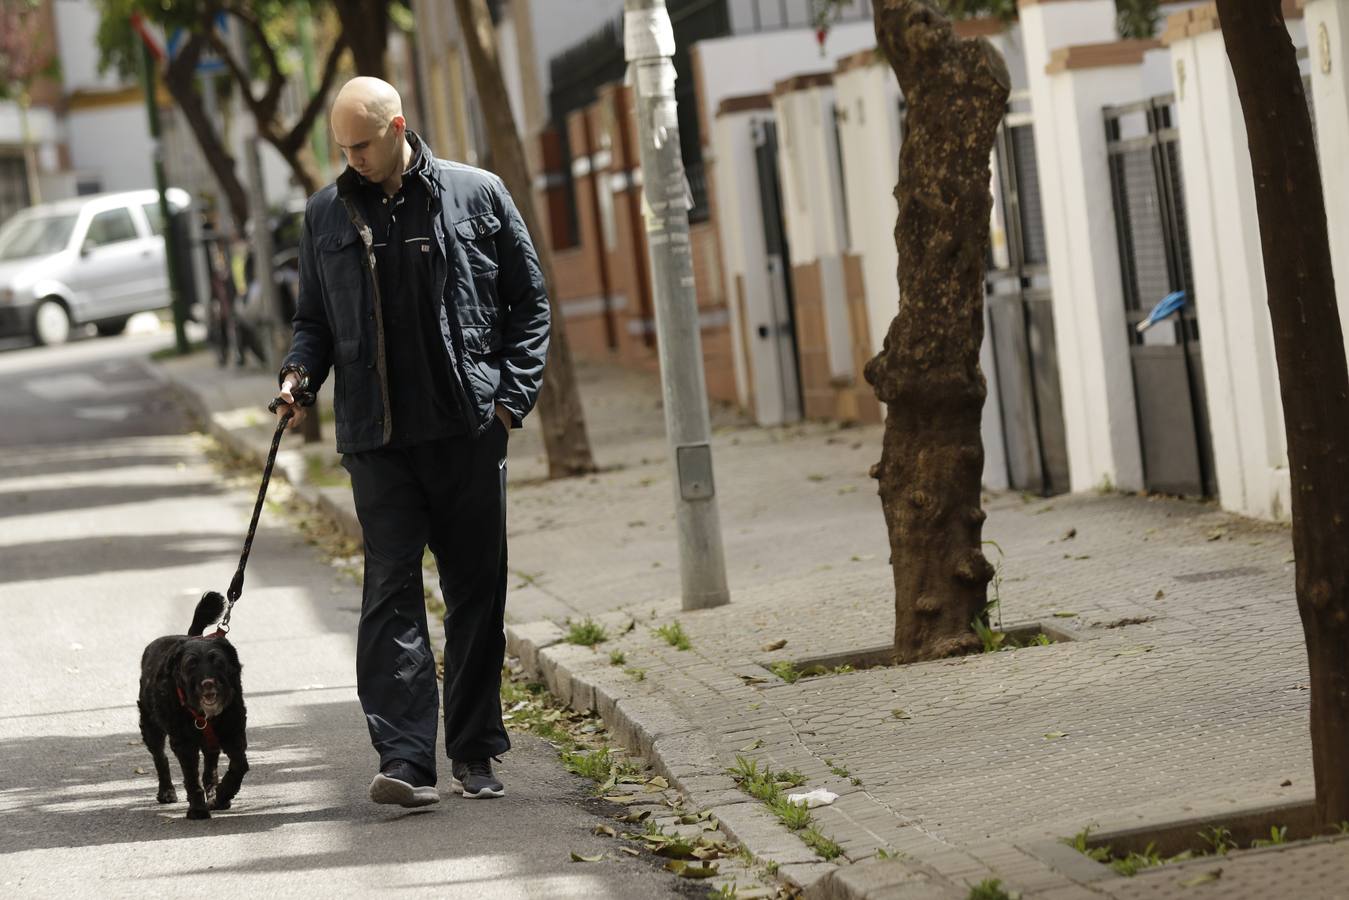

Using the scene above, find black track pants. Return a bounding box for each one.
[342,420,511,780]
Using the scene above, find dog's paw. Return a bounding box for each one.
[186,807,211,820]
[209,797,231,811]
[156,787,178,804]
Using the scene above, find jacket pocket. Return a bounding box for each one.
[454,212,501,277]
[334,336,361,365]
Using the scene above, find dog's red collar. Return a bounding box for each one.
[176,685,220,751]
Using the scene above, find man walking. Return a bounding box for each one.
[272,77,549,807]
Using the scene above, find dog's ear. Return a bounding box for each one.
[155,641,186,694]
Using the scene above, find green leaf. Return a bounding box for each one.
[570,852,604,863]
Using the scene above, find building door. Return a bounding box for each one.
[987,100,1071,496]
[752,119,803,424]
[1105,95,1215,497]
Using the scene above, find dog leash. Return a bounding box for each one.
[214,388,315,634]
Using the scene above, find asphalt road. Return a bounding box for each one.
[0,327,692,899]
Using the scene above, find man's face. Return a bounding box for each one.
[332,110,404,183]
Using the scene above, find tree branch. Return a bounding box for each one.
[277,34,346,158]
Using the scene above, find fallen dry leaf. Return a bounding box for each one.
[760,639,788,652]
[570,852,604,863]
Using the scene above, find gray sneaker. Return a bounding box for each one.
[369,760,440,808]
[451,758,505,799]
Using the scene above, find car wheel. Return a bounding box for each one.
[95,317,130,337]
[33,298,71,346]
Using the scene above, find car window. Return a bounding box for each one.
[141,203,165,236]
[0,212,78,260]
[85,207,139,248]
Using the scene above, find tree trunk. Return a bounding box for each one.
[1215,0,1349,826]
[164,39,250,233]
[865,0,1007,663]
[331,0,389,79]
[453,0,598,478]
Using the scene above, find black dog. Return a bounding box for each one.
[138,591,248,819]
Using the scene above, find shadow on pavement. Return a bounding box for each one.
[0,481,226,520]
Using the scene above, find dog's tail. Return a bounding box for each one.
[189,591,226,636]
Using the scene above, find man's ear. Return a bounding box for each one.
[392,115,406,137]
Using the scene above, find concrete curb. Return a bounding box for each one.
[502,620,953,896]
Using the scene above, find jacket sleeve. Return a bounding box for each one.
[279,201,334,391]
[491,176,551,426]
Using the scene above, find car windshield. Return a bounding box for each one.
[0,211,78,261]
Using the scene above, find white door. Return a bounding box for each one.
[68,206,160,321]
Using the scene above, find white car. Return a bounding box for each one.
[0,188,190,346]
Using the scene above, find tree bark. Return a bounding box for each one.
[453,0,598,478]
[1215,0,1349,826]
[331,0,389,78]
[866,0,1007,663]
[163,35,250,232]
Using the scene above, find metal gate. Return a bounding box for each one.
[986,95,1070,496]
[1105,95,1214,497]
[752,119,804,423]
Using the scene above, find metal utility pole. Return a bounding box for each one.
[623,0,729,611]
[227,17,282,371]
[296,0,331,183]
[137,35,191,355]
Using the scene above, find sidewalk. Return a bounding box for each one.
[157,350,1346,899]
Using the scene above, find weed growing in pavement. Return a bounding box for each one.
[967,879,1019,900]
[801,827,842,860]
[769,795,812,830]
[565,618,608,647]
[624,667,647,681]
[707,885,739,900]
[1249,825,1288,848]
[655,621,692,650]
[768,661,857,683]
[608,649,626,666]
[561,747,625,782]
[1338,821,1349,835]
[1109,843,1169,876]
[1199,825,1237,856]
[1064,825,1111,863]
[776,769,807,788]
[829,762,850,778]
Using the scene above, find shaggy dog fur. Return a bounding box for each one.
[138,591,248,819]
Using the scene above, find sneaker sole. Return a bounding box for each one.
[369,773,440,807]
[450,776,505,799]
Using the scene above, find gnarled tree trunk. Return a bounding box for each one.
[1215,0,1349,825]
[866,0,1007,662]
[454,0,598,477]
[331,0,389,78]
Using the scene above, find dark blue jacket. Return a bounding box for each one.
[281,149,550,454]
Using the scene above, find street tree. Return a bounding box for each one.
[96,1,348,231]
[811,0,1008,662]
[1214,0,1349,826]
[812,0,1161,40]
[452,0,598,477]
[0,0,58,205]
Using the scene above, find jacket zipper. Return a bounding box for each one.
[362,238,394,446]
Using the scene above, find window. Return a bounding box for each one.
[85,208,139,248]
[141,203,165,236]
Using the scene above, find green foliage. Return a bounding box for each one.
[561,747,617,781]
[608,649,626,666]
[1199,825,1237,856]
[655,621,692,651]
[564,618,608,647]
[1063,825,1111,863]
[1249,825,1288,848]
[967,879,1019,900]
[770,661,801,684]
[1109,842,1164,876]
[769,795,813,830]
[1116,0,1161,39]
[802,827,843,859]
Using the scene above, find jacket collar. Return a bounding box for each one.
[336,130,441,200]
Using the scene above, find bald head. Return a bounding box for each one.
[331,77,411,190]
